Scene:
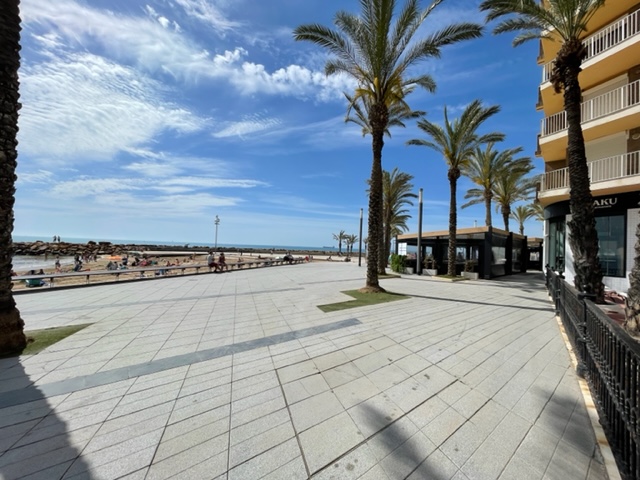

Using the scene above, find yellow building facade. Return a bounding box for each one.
[538,1,640,292]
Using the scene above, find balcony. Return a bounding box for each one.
[542,9,640,84]
[539,151,640,200]
[538,79,640,159]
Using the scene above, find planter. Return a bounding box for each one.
[424,269,437,276]
[463,271,479,280]
[404,267,414,275]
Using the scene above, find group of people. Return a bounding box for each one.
[207,252,228,272]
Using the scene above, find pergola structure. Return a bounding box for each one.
[397,226,540,279]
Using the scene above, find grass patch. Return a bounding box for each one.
[23,324,92,355]
[318,290,408,312]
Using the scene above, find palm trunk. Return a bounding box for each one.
[364,103,387,292]
[447,169,459,277]
[0,0,27,356]
[556,41,604,302]
[377,206,385,275]
[484,190,492,227]
[519,224,524,236]
[625,223,640,334]
[502,206,510,232]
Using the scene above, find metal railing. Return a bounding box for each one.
[540,150,640,192]
[541,79,640,137]
[546,268,640,478]
[542,9,640,83]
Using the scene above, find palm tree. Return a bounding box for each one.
[345,234,358,255]
[511,204,536,235]
[462,143,529,227]
[333,230,346,255]
[407,100,503,276]
[625,225,640,334]
[531,201,544,222]
[383,168,417,268]
[480,0,605,300]
[347,91,423,275]
[0,0,27,356]
[295,0,483,292]
[493,169,536,232]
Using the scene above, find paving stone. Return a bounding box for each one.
[277,360,319,384]
[230,407,289,446]
[289,390,344,433]
[332,376,380,410]
[407,448,460,480]
[322,362,365,389]
[228,437,301,480]
[299,411,365,474]
[312,443,378,480]
[282,373,331,405]
[348,392,403,439]
[229,422,295,468]
[379,431,437,480]
[422,407,467,447]
[146,433,228,480]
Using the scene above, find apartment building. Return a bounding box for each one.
[538,1,640,293]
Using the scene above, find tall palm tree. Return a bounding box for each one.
[407,100,503,276]
[480,0,605,300]
[347,90,423,275]
[462,143,530,227]
[295,0,482,292]
[511,204,535,235]
[383,168,417,267]
[333,230,346,255]
[0,0,27,356]
[493,169,536,232]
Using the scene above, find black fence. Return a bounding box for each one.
[546,268,640,479]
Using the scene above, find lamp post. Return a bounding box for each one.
[214,215,220,251]
[417,188,423,275]
[358,208,363,267]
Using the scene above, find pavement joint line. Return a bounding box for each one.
[551,306,622,480]
[308,375,459,478]
[20,287,305,315]
[0,318,361,410]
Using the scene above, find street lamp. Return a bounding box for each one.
[214,215,220,251]
[417,188,423,275]
[358,208,363,267]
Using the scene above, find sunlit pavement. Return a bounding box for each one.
[0,263,609,479]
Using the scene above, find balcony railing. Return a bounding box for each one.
[542,8,640,83]
[541,79,640,137]
[540,151,640,192]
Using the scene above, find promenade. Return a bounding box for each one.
[0,263,611,479]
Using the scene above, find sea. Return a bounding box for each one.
[11,235,342,272]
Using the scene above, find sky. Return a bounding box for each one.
[14,0,545,248]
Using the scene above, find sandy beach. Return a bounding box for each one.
[12,250,306,291]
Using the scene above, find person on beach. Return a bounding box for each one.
[218,252,227,271]
[55,256,61,273]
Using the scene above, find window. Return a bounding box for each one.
[596,215,625,277]
[549,218,565,272]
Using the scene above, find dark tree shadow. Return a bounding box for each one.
[0,357,93,479]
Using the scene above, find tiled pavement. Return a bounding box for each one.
[0,263,610,479]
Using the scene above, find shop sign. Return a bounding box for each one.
[594,197,618,209]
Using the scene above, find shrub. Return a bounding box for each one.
[390,254,406,273]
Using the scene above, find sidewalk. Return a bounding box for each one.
[0,263,609,479]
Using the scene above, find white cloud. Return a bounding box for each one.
[173,0,241,32]
[17,170,54,184]
[21,0,354,102]
[213,113,282,138]
[18,51,205,161]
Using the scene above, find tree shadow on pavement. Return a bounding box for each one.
[0,357,93,479]
[407,293,554,312]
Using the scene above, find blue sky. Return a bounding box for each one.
[14,0,544,248]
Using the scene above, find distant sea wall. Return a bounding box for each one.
[12,241,333,257]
